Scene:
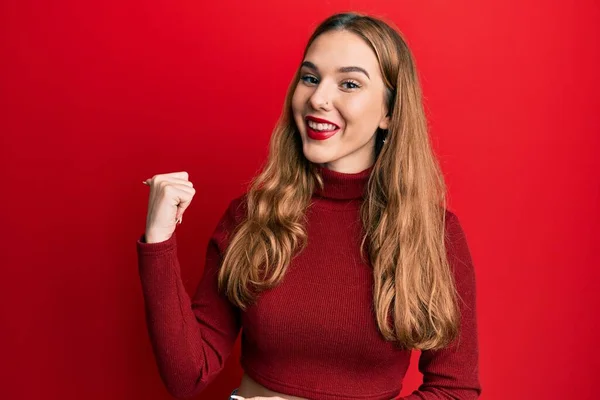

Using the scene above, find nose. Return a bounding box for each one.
[308,80,334,111]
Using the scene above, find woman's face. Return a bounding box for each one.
[292,29,390,173]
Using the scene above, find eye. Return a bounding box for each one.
[341,80,361,90]
[300,75,319,85]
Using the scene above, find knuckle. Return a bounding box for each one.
[163,184,175,194]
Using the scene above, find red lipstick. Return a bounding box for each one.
[305,116,340,141]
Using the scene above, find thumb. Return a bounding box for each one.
[175,210,184,224]
[175,194,193,224]
[175,204,190,224]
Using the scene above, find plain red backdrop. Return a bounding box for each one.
[1,0,598,399]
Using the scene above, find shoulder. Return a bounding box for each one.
[443,209,477,285]
[213,193,248,237]
[443,208,459,229]
[443,209,468,253]
[208,192,249,253]
[224,192,249,225]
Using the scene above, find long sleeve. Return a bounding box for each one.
[136,197,245,399]
[402,211,482,399]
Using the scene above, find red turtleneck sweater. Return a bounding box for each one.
[136,165,481,399]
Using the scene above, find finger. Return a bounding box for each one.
[162,171,189,180]
[166,184,195,196]
[148,183,194,225]
[143,171,191,186]
[150,179,193,217]
[163,185,195,220]
[146,176,194,188]
[159,176,194,188]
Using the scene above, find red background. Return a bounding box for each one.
[1,0,598,399]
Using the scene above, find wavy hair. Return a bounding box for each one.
[217,12,460,351]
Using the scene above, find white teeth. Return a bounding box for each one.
[307,120,337,131]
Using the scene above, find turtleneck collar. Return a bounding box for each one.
[313,164,374,200]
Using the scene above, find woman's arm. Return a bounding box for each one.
[136,197,244,399]
[402,211,482,399]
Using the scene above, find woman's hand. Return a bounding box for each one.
[142,171,195,243]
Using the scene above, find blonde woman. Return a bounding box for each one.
[138,12,481,400]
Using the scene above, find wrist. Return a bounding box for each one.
[144,232,172,244]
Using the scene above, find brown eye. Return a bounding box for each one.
[301,75,319,85]
[341,80,360,90]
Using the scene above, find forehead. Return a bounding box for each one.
[304,30,380,74]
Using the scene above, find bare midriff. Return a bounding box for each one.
[236,372,309,400]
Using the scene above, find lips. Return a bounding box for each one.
[305,116,340,141]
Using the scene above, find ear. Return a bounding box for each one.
[379,114,390,130]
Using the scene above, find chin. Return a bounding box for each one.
[302,146,336,165]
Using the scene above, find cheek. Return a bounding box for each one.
[291,84,307,113]
[339,94,372,125]
[291,86,306,132]
[341,93,384,127]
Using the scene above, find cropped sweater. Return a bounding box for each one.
[136,164,481,399]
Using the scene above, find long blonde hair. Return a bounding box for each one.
[218,12,459,351]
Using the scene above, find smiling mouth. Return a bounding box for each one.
[306,119,338,132]
[305,122,340,140]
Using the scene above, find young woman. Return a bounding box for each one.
[138,12,481,400]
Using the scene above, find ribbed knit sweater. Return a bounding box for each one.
[136,165,481,400]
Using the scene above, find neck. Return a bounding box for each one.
[313,164,374,200]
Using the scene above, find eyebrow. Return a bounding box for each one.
[301,61,371,80]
